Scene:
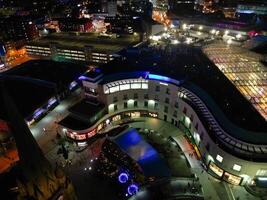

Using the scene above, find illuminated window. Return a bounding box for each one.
[120,84,130,90]
[142,83,148,89]
[216,154,223,163]
[233,164,241,172]
[131,83,141,89]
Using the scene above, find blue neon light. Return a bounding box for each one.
[237,9,255,14]
[112,129,171,178]
[148,74,171,82]
[127,184,139,195]
[69,81,78,90]
[118,173,129,183]
[78,75,89,81]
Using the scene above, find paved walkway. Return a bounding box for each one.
[30,89,82,155]
[128,118,260,200]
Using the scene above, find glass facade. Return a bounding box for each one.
[104,79,149,94]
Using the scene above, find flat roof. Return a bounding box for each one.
[0,78,55,119]
[98,46,267,134]
[58,115,91,130]
[28,32,140,53]
[69,99,105,121]
[4,60,87,89]
[0,60,87,120]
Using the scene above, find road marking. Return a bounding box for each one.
[223,182,235,200]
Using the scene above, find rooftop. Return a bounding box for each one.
[28,32,140,53]
[0,60,87,120]
[4,60,87,89]
[68,99,106,122]
[0,78,55,120]
[58,115,91,131]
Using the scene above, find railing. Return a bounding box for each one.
[179,86,267,162]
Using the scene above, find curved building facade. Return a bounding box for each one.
[59,71,267,187]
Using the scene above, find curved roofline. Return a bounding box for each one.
[100,71,267,145]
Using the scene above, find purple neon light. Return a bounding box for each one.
[118,173,129,183]
[127,184,139,195]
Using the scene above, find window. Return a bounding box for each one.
[173,111,177,117]
[134,93,138,99]
[124,102,127,109]
[183,107,187,114]
[144,94,149,99]
[131,83,141,89]
[113,96,118,103]
[190,114,194,122]
[134,101,138,107]
[164,106,168,113]
[205,143,210,152]
[165,98,170,104]
[216,155,223,163]
[154,103,158,110]
[195,123,199,130]
[200,132,204,140]
[166,88,170,95]
[154,95,159,101]
[155,85,160,92]
[114,105,118,111]
[175,101,179,108]
[123,94,128,100]
[233,164,241,172]
[144,101,148,107]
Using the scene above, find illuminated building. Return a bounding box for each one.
[25,32,141,64]
[0,16,39,49]
[58,18,93,32]
[58,54,267,188]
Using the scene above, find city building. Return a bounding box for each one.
[58,52,267,188]
[0,16,39,49]
[25,32,141,64]
[58,18,93,32]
